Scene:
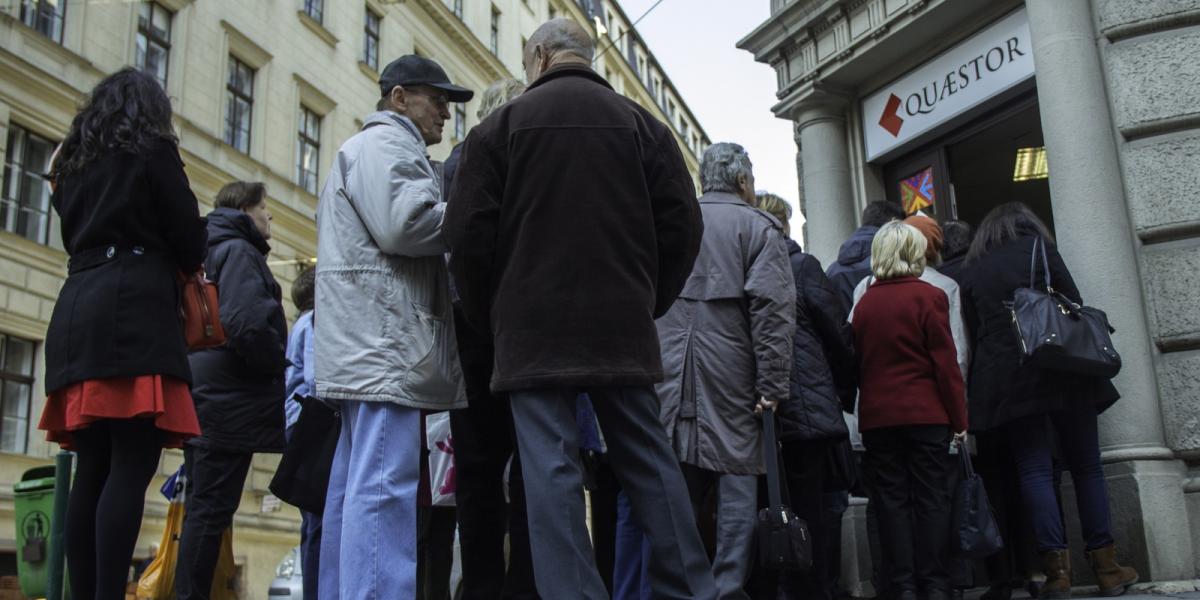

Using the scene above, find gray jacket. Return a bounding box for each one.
[313,112,465,410]
[656,192,796,475]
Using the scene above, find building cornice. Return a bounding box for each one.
[409,0,508,81]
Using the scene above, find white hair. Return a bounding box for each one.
[700,142,753,195]
[871,221,927,280]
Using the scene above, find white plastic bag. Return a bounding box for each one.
[426,412,456,507]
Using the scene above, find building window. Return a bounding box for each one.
[490,7,501,56]
[363,7,381,71]
[681,120,690,138]
[455,105,467,141]
[1,126,55,245]
[19,0,65,44]
[452,0,463,19]
[135,2,172,87]
[652,77,662,102]
[303,0,323,23]
[224,56,255,154]
[0,334,35,454]
[548,6,557,19]
[297,106,321,195]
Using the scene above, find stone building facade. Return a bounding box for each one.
[0,0,707,595]
[741,0,1200,589]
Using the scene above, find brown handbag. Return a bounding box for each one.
[180,271,226,350]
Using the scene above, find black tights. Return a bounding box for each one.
[66,419,163,600]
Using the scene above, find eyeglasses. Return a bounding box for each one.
[408,89,450,110]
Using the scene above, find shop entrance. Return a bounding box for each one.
[883,93,1055,235]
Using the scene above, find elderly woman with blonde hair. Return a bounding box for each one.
[851,221,968,600]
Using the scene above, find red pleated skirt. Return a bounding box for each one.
[39,375,201,450]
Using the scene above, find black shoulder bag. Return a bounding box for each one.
[1010,236,1121,379]
[950,438,1004,558]
[269,396,341,514]
[756,408,813,571]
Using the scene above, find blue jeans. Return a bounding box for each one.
[613,490,651,600]
[319,400,421,599]
[300,510,321,600]
[1005,407,1114,552]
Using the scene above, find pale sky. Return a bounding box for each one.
[616,0,802,231]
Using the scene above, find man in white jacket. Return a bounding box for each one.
[313,55,472,599]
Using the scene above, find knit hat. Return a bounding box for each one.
[903,214,943,262]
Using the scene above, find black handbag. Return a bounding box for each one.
[269,396,340,514]
[950,439,1004,558]
[756,408,813,571]
[1010,237,1121,379]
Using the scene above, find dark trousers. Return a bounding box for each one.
[1004,408,1114,552]
[450,308,537,599]
[862,425,956,598]
[417,505,458,600]
[975,430,1042,588]
[590,459,621,595]
[66,419,163,600]
[177,445,253,600]
[823,490,850,599]
[300,510,322,600]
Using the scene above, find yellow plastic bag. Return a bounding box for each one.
[135,498,184,600]
[211,528,238,600]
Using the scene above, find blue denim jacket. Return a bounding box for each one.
[284,310,315,429]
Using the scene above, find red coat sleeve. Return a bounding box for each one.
[924,292,968,432]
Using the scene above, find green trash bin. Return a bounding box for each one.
[14,465,58,599]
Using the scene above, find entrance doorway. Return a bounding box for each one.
[882,93,1055,236]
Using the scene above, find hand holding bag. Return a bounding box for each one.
[1010,237,1121,378]
[180,271,226,350]
[756,408,813,571]
[269,396,341,513]
[951,439,1004,558]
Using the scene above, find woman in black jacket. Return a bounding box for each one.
[960,202,1137,598]
[176,181,288,600]
[38,69,207,600]
[753,194,857,600]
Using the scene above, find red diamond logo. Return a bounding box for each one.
[879,93,904,137]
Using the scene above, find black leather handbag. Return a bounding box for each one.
[756,408,813,571]
[269,396,340,514]
[950,439,1004,558]
[1010,237,1121,379]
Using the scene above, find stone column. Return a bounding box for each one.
[1027,0,1193,580]
[794,97,857,268]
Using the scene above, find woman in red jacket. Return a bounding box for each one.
[851,221,968,600]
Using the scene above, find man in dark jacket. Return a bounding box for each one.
[825,201,906,308]
[179,181,287,600]
[938,220,972,284]
[444,18,716,600]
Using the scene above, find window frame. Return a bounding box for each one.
[2,126,55,245]
[452,0,464,20]
[490,6,501,56]
[296,106,322,195]
[136,2,173,88]
[224,56,256,154]
[303,0,324,24]
[454,104,467,142]
[0,334,36,455]
[363,6,381,71]
[19,0,66,44]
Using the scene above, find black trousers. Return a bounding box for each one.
[862,425,956,598]
[67,419,163,600]
[417,505,458,600]
[176,445,253,600]
[450,308,538,600]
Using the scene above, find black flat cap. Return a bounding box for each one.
[379,55,474,103]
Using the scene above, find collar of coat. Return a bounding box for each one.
[870,275,923,287]
[698,191,750,206]
[363,110,428,155]
[527,63,614,92]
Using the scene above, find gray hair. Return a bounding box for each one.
[527,18,595,62]
[700,142,753,194]
[477,79,526,120]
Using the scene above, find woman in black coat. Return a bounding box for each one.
[176,181,287,599]
[960,202,1136,599]
[38,69,208,600]
[752,195,857,600]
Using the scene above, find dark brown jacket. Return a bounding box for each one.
[444,64,702,392]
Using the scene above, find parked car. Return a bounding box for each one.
[267,546,303,600]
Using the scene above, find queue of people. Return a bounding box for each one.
[37,16,1142,600]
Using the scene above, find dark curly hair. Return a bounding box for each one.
[51,68,177,180]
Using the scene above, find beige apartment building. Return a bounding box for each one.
[0,0,708,595]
